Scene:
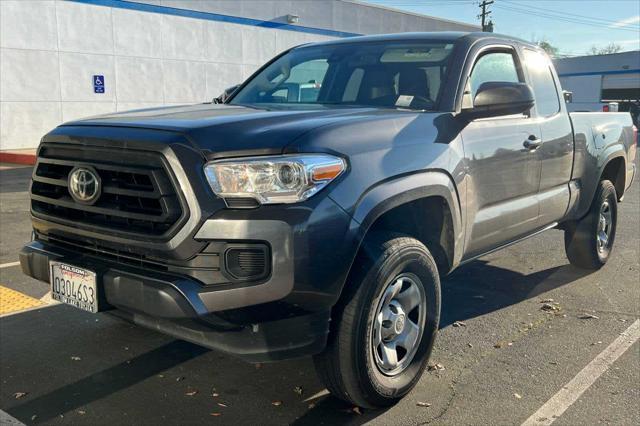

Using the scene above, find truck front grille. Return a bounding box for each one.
[30,143,186,238]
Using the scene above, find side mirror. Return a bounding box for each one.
[214,84,241,104]
[461,82,535,120]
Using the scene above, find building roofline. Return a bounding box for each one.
[341,0,480,29]
[555,49,640,62]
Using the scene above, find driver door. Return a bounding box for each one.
[461,47,542,259]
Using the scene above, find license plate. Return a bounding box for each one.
[50,261,98,313]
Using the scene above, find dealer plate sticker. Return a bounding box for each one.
[50,261,98,313]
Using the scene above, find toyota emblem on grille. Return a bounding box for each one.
[68,167,101,204]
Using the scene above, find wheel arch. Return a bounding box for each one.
[599,155,626,201]
[574,149,627,220]
[348,170,464,280]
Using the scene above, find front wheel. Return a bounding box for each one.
[313,235,441,408]
[564,180,618,269]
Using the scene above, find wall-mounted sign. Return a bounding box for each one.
[93,75,104,94]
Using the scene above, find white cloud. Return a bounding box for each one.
[610,15,640,28]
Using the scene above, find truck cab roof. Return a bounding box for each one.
[296,31,531,49]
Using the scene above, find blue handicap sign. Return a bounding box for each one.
[93,75,104,94]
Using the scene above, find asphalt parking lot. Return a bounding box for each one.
[1,163,638,426]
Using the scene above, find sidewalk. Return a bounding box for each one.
[0,149,37,165]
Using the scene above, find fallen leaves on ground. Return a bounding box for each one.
[13,392,27,399]
[579,313,599,319]
[342,406,362,415]
[540,300,563,315]
[514,393,522,399]
[77,410,86,415]
[175,376,185,382]
[185,390,198,396]
[540,302,561,312]
[271,401,282,406]
[416,401,432,407]
[293,386,304,396]
[70,356,81,361]
[210,412,222,417]
[217,403,227,408]
[427,362,445,371]
[452,321,467,327]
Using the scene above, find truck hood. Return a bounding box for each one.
[61,103,387,158]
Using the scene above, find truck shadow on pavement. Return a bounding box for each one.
[439,260,591,328]
[2,261,591,425]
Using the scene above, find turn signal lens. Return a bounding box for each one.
[312,163,344,182]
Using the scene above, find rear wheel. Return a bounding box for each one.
[313,235,440,408]
[564,180,618,269]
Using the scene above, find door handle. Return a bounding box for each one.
[523,135,542,150]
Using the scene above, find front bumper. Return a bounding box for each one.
[20,220,329,362]
[20,196,355,361]
[21,219,294,318]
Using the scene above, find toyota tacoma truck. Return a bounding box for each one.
[20,32,637,408]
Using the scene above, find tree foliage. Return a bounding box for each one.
[536,40,559,58]
[587,43,623,55]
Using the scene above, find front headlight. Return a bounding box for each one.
[204,154,346,204]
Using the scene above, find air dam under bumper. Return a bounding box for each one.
[20,219,295,318]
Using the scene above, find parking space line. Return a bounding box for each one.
[0,261,21,269]
[521,319,640,426]
[0,409,25,425]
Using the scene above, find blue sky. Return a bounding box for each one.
[363,0,640,56]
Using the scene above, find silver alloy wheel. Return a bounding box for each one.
[371,273,427,376]
[597,200,612,254]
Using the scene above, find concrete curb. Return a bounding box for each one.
[0,151,37,166]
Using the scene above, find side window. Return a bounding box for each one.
[469,52,520,99]
[523,49,560,117]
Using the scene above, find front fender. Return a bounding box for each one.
[345,170,464,269]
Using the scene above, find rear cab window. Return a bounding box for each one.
[523,49,561,117]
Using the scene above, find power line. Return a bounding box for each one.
[495,3,639,31]
[501,0,640,28]
[494,4,640,33]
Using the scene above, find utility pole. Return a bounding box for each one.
[478,0,494,32]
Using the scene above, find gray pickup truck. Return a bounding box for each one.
[21,32,636,408]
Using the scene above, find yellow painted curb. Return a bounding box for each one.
[0,285,45,315]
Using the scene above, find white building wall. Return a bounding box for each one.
[0,0,478,150]
[0,1,337,150]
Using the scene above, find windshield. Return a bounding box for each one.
[229,40,456,111]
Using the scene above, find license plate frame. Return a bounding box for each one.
[50,261,99,313]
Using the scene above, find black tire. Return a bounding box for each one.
[564,180,618,269]
[313,234,441,408]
